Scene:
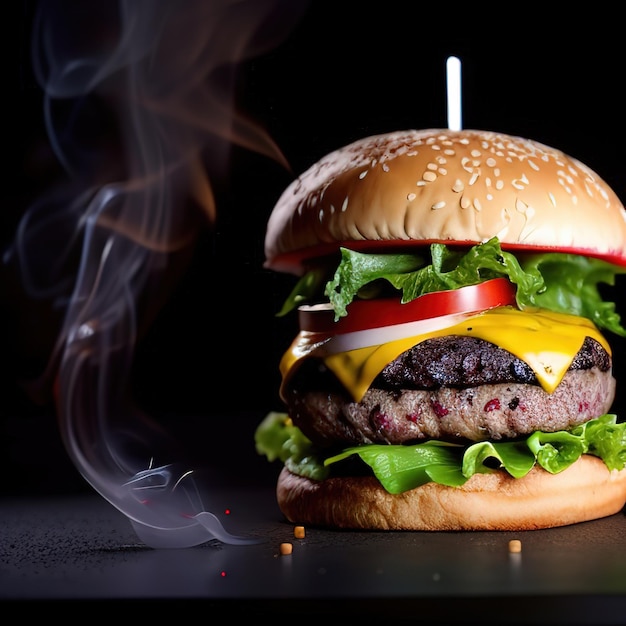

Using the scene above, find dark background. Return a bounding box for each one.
[2,1,625,495]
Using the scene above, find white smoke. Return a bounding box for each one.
[6,0,307,547]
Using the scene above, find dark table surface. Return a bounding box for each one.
[1,484,625,623]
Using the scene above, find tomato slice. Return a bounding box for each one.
[298,278,517,335]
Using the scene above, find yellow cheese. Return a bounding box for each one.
[279,307,611,402]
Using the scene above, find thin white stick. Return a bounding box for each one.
[446,56,462,131]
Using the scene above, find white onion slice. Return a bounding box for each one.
[319,311,478,355]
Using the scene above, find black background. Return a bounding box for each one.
[2,1,625,495]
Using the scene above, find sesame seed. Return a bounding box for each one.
[452,179,464,193]
[473,198,482,211]
[515,198,528,213]
[460,196,471,209]
[407,192,416,201]
[423,171,437,182]
[432,201,446,210]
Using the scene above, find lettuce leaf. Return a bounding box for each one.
[518,252,626,336]
[527,413,626,472]
[254,411,330,481]
[254,413,626,494]
[326,441,468,492]
[325,237,544,319]
[277,237,626,335]
[275,267,328,318]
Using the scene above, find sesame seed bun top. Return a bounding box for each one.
[264,129,626,274]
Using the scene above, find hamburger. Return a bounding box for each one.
[254,128,626,531]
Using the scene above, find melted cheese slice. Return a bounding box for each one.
[279,307,611,402]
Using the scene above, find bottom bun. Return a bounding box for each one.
[276,456,626,531]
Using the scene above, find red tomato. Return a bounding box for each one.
[298,278,517,335]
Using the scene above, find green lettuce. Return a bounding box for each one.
[278,237,626,336]
[325,237,543,319]
[254,413,626,494]
[254,411,329,481]
[519,252,626,336]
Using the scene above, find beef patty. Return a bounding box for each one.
[284,336,615,446]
